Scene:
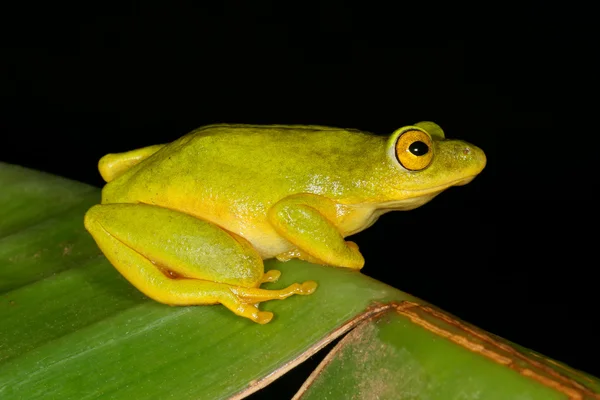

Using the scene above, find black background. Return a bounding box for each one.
[2,1,596,398]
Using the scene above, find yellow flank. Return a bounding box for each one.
[84,121,486,324]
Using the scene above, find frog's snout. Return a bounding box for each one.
[460,143,486,173]
[451,143,486,186]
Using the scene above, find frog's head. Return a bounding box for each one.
[379,121,486,210]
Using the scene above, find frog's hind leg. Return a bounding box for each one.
[84,203,316,324]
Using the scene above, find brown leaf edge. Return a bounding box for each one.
[291,301,600,400]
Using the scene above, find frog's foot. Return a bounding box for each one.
[216,279,317,324]
[217,294,274,324]
[260,269,281,283]
[231,280,317,304]
[155,279,316,324]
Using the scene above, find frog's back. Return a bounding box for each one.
[101,123,386,209]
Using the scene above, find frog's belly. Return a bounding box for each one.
[191,212,291,259]
[179,205,377,261]
[243,227,293,259]
[225,206,378,260]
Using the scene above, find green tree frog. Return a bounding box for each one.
[84,122,486,324]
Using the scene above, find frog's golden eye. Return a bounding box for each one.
[395,129,434,171]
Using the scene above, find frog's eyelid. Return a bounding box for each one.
[414,121,445,140]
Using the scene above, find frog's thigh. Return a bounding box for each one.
[85,203,265,287]
[84,204,316,324]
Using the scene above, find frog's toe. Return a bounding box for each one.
[298,280,318,294]
[256,311,274,324]
[227,302,274,324]
[261,269,281,283]
[346,241,359,251]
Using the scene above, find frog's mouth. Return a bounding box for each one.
[407,175,478,194]
[376,175,479,211]
[451,175,476,186]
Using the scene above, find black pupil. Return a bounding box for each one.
[409,141,429,156]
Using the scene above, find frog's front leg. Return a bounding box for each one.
[84,203,316,324]
[268,195,364,270]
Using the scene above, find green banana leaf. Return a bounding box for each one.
[1,162,598,400]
